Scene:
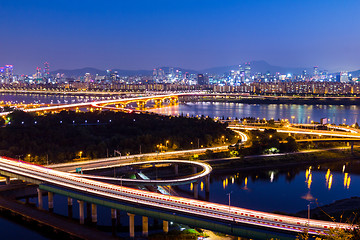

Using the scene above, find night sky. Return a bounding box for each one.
[1,0,359,74]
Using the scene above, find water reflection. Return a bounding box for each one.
[150,102,360,125]
[344,173,351,189]
[189,160,360,213]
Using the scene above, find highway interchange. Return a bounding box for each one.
[0,156,353,236]
[0,93,359,237]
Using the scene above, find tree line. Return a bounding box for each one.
[0,110,235,164]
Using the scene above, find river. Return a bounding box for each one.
[0,93,359,238]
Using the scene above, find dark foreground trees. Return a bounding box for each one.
[0,110,235,164]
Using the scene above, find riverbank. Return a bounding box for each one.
[297,197,360,222]
[199,96,360,106]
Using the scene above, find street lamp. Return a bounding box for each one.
[227,191,233,213]
[79,151,83,159]
[291,116,295,124]
[307,203,312,232]
[307,116,310,124]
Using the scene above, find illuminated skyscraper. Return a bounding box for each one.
[44,62,50,78]
[197,74,208,85]
[0,67,4,82]
[313,66,319,76]
[35,67,42,79]
[340,71,349,83]
[239,65,245,82]
[245,62,251,80]
[4,65,13,84]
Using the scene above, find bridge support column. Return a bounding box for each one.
[174,164,178,176]
[142,216,148,237]
[78,200,84,224]
[351,142,354,154]
[193,166,197,174]
[154,99,163,108]
[137,101,145,110]
[68,197,73,218]
[111,209,117,236]
[91,203,97,225]
[163,220,169,233]
[5,176,10,185]
[193,181,199,199]
[205,175,210,193]
[128,213,135,238]
[48,192,54,213]
[37,188,43,210]
[170,97,178,105]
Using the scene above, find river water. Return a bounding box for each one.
[0,93,359,238]
[2,92,360,125]
[151,102,360,125]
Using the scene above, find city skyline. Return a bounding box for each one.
[1,0,360,74]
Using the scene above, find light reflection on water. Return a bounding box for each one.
[181,161,360,214]
[151,102,360,125]
[0,94,359,234]
[2,93,360,125]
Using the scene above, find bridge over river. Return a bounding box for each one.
[0,156,353,239]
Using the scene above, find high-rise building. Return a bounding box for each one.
[239,65,245,82]
[0,67,4,82]
[313,66,319,76]
[84,73,92,82]
[44,62,50,78]
[35,67,42,79]
[152,68,165,82]
[197,74,208,85]
[340,71,349,83]
[4,65,13,84]
[245,62,251,80]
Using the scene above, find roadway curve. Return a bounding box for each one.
[229,125,360,139]
[0,156,353,236]
[70,159,212,186]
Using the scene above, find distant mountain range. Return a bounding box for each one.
[51,61,360,77]
[202,60,314,75]
[50,67,152,78]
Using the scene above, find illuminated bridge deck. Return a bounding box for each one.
[0,156,353,239]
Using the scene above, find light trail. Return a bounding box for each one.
[73,159,212,185]
[0,156,353,236]
[229,125,360,139]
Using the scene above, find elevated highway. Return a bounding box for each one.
[0,92,195,116]
[229,125,360,139]
[72,159,212,186]
[0,156,353,239]
[50,129,248,173]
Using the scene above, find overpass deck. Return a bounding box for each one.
[0,156,353,239]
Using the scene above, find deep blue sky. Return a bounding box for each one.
[1,0,359,74]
